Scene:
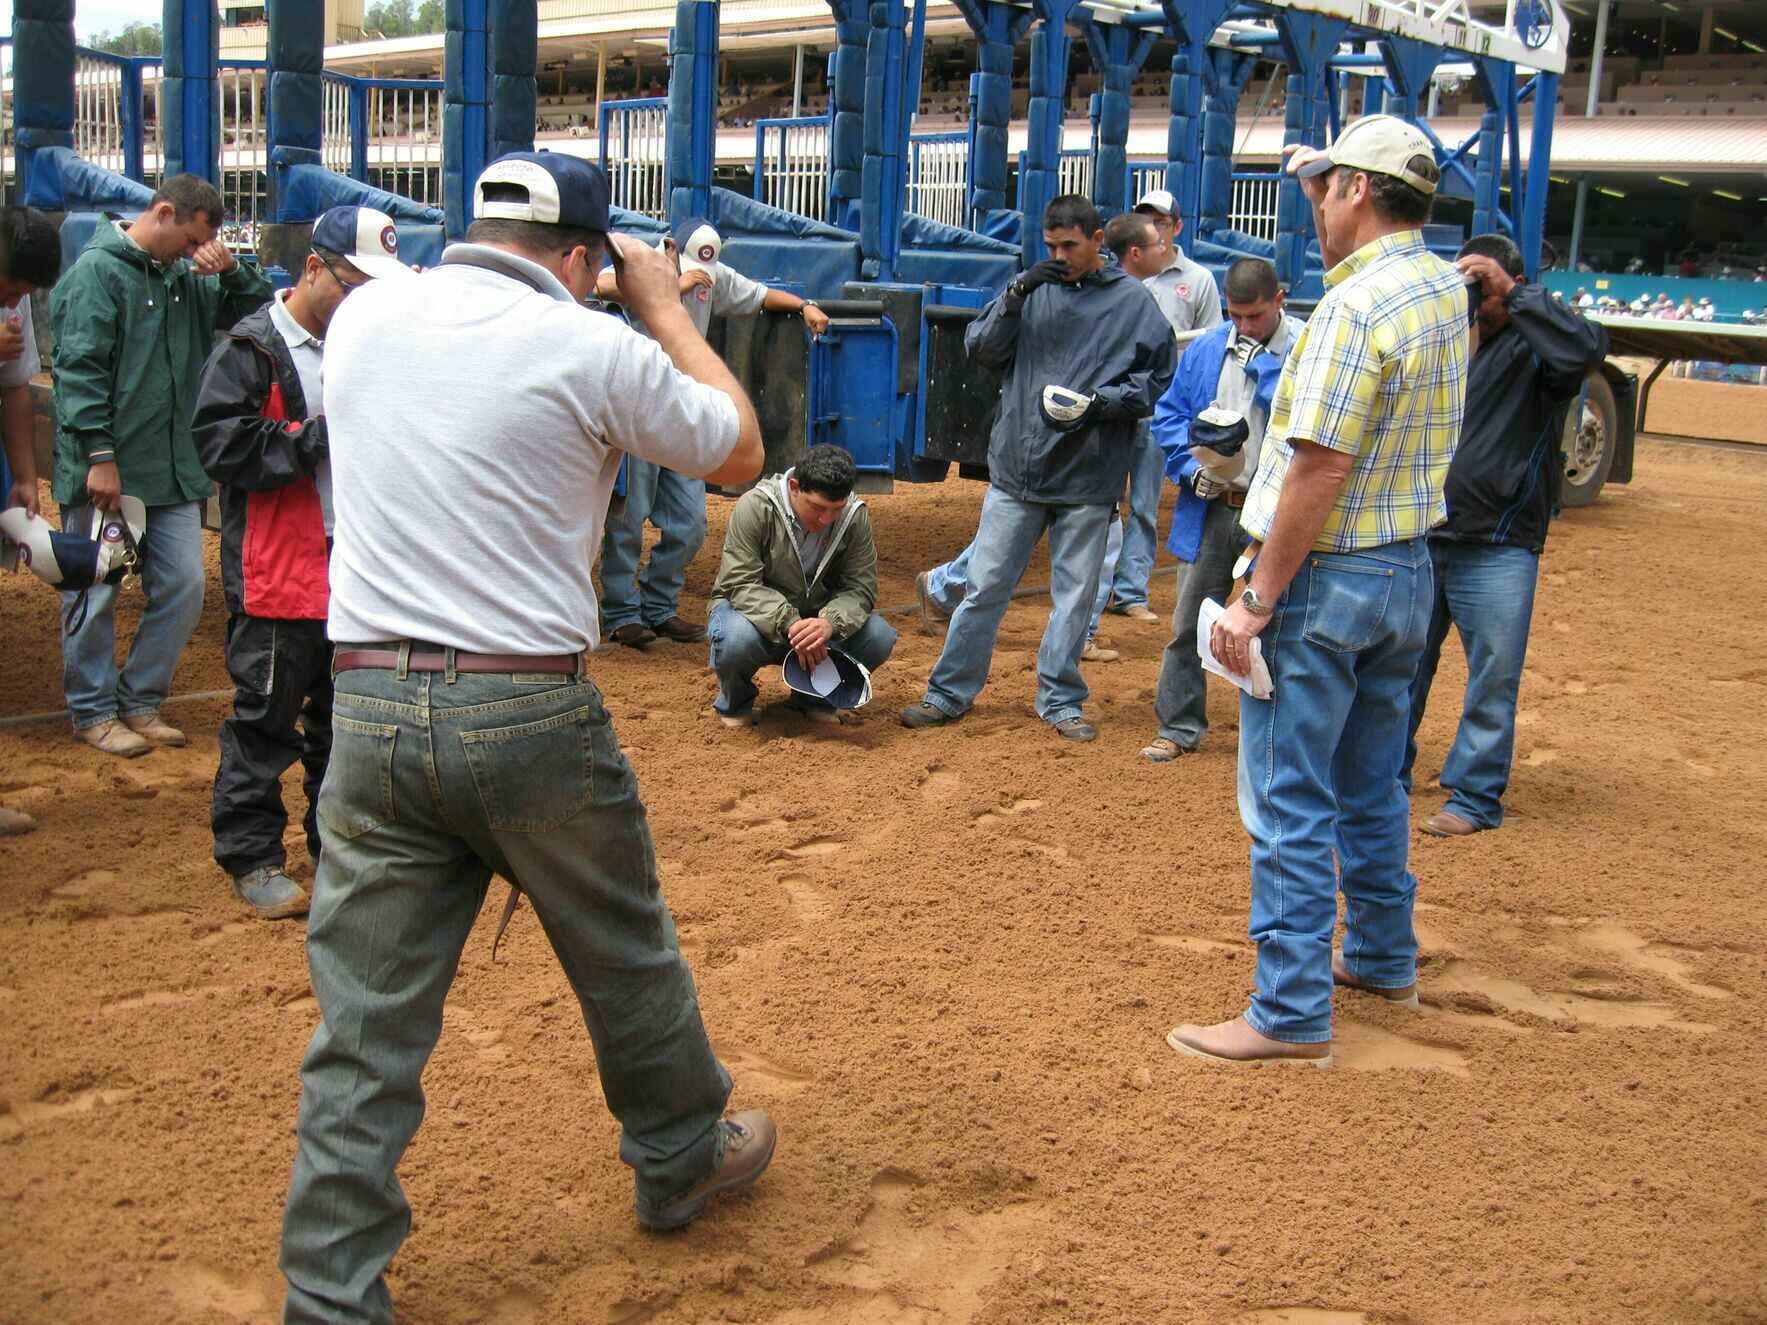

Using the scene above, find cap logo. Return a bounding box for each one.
[380,225,398,255]
[1177,284,1191,299]
[697,243,716,263]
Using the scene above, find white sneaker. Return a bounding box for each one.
[1081,640,1120,663]
[76,720,151,758]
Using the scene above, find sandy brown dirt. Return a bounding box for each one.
[2,441,1766,1325]
[1614,359,1767,446]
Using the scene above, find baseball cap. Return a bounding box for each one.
[1134,188,1179,218]
[1296,114,1441,197]
[475,151,611,232]
[310,205,411,281]
[781,647,874,711]
[670,217,722,276]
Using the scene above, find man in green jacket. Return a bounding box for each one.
[706,444,896,726]
[50,173,271,757]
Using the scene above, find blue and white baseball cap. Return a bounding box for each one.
[475,151,611,232]
[670,216,722,276]
[780,647,874,711]
[311,205,411,281]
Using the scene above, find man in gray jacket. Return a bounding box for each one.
[901,195,1177,742]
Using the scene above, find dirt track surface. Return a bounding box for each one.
[2,440,1765,1325]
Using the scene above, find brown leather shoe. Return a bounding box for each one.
[1166,1015,1331,1068]
[635,1110,777,1230]
[608,623,657,649]
[1332,956,1421,1009]
[650,615,707,643]
[76,720,151,759]
[121,711,187,747]
[0,806,37,836]
[1422,810,1478,837]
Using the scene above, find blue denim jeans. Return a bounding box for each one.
[1237,538,1433,1043]
[281,665,730,1325]
[925,488,1118,642]
[1402,540,1540,830]
[599,459,708,631]
[59,500,206,731]
[706,600,898,716]
[1154,497,1243,749]
[923,492,1111,726]
[1106,422,1163,610]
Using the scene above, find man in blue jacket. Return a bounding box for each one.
[1142,258,1301,761]
[901,196,1176,742]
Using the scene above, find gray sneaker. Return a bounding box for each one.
[635,1110,778,1231]
[232,866,311,920]
[1053,717,1097,743]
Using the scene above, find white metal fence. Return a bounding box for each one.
[601,98,668,219]
[906,133,967,228]
[1060,149,1092,199]
[1230,172,1282,244]
[217,64,268,244]
[364,85,440,205]
[755,116,829,221]
[73,56,132,177]
[322,77,352,177]
[1127,160,1166,204]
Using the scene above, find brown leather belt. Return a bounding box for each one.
[333,645,585,677]
[1222,489,1247,509]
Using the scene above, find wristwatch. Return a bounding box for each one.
[1239,587,1274,618]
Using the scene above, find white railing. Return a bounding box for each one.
[601,97,668,219]
[754,116,829,222]
[1229,172,1281,245]
[906,133,967,229]
[73,56,131,177]
[322,77,352,177]
[1127,160,1166,204]
[217,64,267,241]
[364,85,440,206]
[1059,149,1093,199]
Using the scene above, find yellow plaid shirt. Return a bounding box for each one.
[1241,230,1470,552]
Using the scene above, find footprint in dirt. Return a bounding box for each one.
[443,1005,510,1062]
[720,791,790,833]
[50,868,120,901]
[779,873,833,924]
[0,1086,134,1140]
[1331,1021,1469,1076]
[1576,923,1732,1000]
[972,798,1042,831]
[102,984,232,1015]
[918,764,961,802]
[1431,959,1715,1033]
[197,921,253,947]
[1233,1311,1377,1324]
[161,1263,275,1322]
[720,1046,814,1093]
[773,837,847,862]
[1147,933,1246,958]
[1519,747,1559,767]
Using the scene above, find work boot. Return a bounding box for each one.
[900,701,957,729]
[1081,640,1119,663]
[1053,717,1097,743]
[651,615,707,643]
[75,720,151,759]
[608,623,657,650]
[121,711,187,747]
[715,707,756,730]
[635,1110,778,1231]
[232,866,311,921]
[1166,1015,1332,1068]
[0,806,37,836]
[1332,955,1421,1010]
[1140,736,1194,762]
[1113,603,1160,623]
[915,571,950,636]
[1421,810,1478,838]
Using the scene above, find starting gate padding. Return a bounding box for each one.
[709,310,812,481]
[23,145,153,212]
[806,307,898,479]
[921,304,1000,469]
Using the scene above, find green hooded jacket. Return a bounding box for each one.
[49,220,272,507]
[709,474,878,644]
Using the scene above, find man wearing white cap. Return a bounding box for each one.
[1168,115,1470,1068]
[595,216,830,648]
[192,205,410,921]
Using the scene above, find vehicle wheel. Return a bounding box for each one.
[1561,371,1617,508]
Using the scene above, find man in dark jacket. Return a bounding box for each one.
[1404,232,1609,837]
[901,195,1177,742]
[192,205,410,919]
[51,174,271,757]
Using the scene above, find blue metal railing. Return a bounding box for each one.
[599,96,668,218]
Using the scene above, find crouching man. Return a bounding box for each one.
[706,444,896,726]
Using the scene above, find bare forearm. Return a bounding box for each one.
[1248,446,1351,601]
[761,287,806,314]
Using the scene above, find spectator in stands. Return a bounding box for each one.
[49,174,271,758]
[1140,256,1301,764]
[0,205,62,837]
[705,444,895,727]
[192,206,412,922]
[1574,287,1594,308]
[1677,295,1697,320]
[1695,297,1716,323]
[900,195,1176,743]
[1403,233,1608,838]
[594,217,829,649]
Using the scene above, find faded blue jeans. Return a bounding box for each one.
[1106,422,1164,610]
[706,600,898,716]
[925,489,1119,641]
[1402,539,1541,830]
[1237,538,1433,1043]
[599,459,708,631]
[281,663,730,1325]
[58,500,205,731]
[922,491,1111,726]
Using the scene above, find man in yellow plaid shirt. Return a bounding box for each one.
[1168,116,1472,1067]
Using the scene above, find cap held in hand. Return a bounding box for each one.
[1039,384,1096,434]
[781,648,874,711]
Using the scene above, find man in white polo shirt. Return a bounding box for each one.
[278,153,768,1325]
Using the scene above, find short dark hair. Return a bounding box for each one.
[1333,166,1434,226]
[1223,257,1280,305]
[0,206,61,287]
[1042,194,1100,237]
[794,444,856,500]
[1457,232,1525,280]
[465,205,607,261]
[1102,212,1156,262]
[152,173,225,226]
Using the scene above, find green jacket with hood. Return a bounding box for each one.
[709,474,878,644]
[50,219,272,507]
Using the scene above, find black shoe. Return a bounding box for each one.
[1053,717,1097,743]
[635,1110,777,1231]
[609,623,657,649]
[900,701,957,729]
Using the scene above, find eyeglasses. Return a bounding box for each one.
[316,251,369,294]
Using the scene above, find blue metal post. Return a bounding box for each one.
[1197,48,1254,242]
[119,59,145,182]
[952,0,1028,241]
[1378,36,1442,121]
[349,82,370,182]
[1470,57,1513,241]
[12,1,77,204]
[1273,12,1347,290]
[163,0,220,182]
[1160,0,1233,235]
[665,0,717,223]
[267,0,324,222]
[490,0,539,162]
[1020,2,1079,266]
[1520,70,1558,277]
[444,0,490,239]
[860,0,908,277]
[1081,17,1154,217]
[828,0,869,229]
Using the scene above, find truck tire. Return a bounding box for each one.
[1561,371,1617,508]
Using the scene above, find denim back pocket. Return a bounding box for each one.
[319,714,398,841]
[1301,555,1395,653]
[460,705,601,833]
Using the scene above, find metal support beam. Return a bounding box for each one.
[1584,0,1609,119]
[1569,175,1589,271]
[859,0,914,278]
[828,0,869,229]
[12,0,77,204]
[1470,57,1514,240]
[953,0,1032,241]
[1274,11,1348,291]
[1081,15,1155,216]
[1019,0,1082,265]
[268,0,324,223]
[1197,47,1255,241]
[1520,70,1558,278]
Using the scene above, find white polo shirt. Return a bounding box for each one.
[1145,247,1224,338]
[322,244,740,655]
[0,295,41,389]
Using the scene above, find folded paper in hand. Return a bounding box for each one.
[1197,597,1274,700]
